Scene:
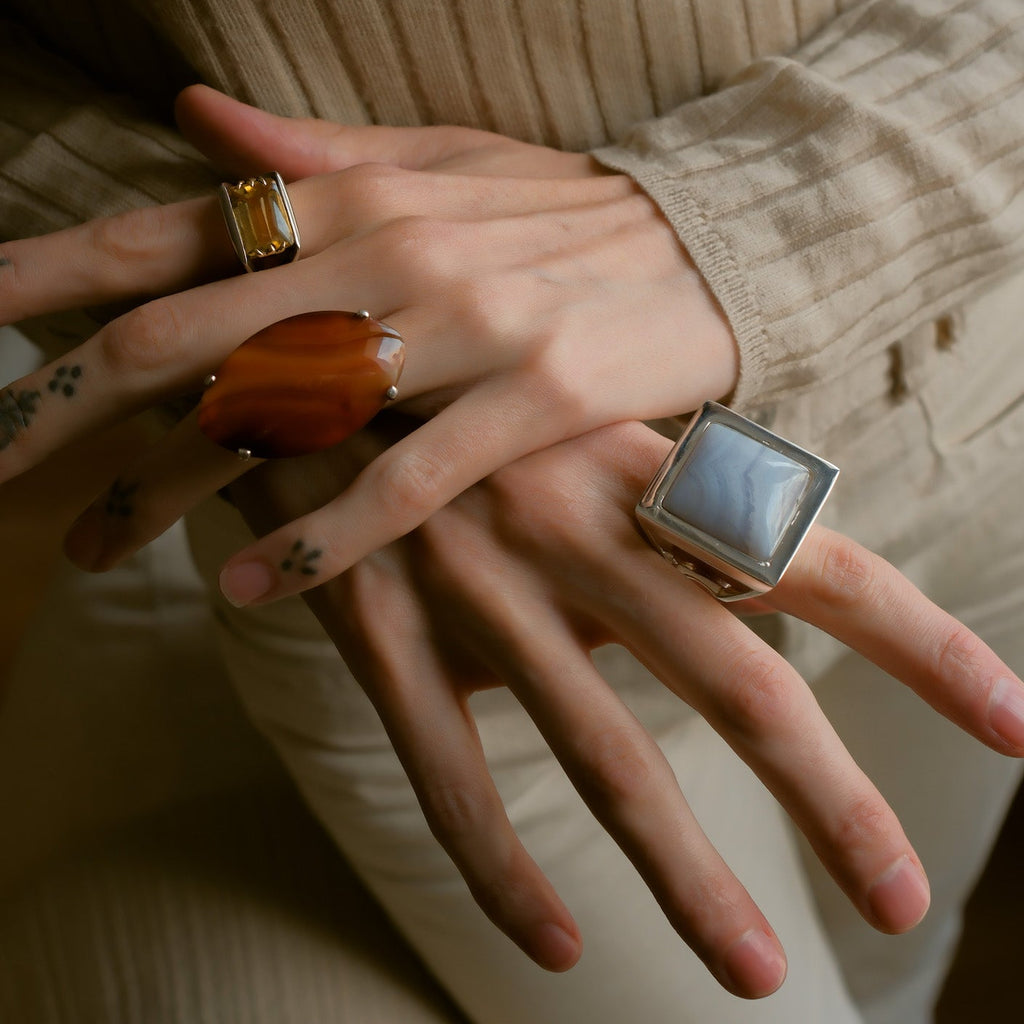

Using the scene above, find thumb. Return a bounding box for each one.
[174,84,489,179]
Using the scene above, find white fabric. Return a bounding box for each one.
[2,325,1023,1023]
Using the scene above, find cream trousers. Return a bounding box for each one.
[1,278,1022,1023]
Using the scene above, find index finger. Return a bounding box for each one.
[0,198,234,326]
[768,527,1024,756]
[215,373,577,607]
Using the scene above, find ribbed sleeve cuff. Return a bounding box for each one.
[0,19,214,241]
[594,0,1024,411]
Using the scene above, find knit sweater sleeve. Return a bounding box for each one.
[0,17,213,243]
[592,0,1024,410]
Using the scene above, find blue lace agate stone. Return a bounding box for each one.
[662,422,810,562]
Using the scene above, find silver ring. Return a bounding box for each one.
[218,171,301,273]
[636,402,838,601]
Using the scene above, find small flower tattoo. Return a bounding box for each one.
[281,539,322,576]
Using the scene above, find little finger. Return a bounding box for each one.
[304,574,581,973]
[0,198,234,326]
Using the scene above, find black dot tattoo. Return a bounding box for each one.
[104,478,140,518]
[0,387,42,450]
[281,539,322,576]
[47,364,83,398]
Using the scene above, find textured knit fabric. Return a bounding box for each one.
[2,0,1023,416]
[2,3,1024,1023]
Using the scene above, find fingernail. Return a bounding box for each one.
[988,678,1024,750]
[867,855,930,932]
[531,922,581,973]
[721,927,787,998]
[219,561,276,607]
[64,504,104,571]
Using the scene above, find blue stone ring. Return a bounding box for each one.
[636,402,838,602]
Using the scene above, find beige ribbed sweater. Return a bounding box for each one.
[2,0,1023,414]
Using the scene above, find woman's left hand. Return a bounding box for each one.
[218,415,1024,997]
[0,86,737,602]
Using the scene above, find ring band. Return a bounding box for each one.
[636,402,838,601]
[219,171,301,273]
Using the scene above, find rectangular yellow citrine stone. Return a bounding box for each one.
[219,171,300,272]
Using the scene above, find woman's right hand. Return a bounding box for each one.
[223,415,1024,999]
[0,86,737,603]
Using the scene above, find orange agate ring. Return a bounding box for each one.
[198,310,405,460]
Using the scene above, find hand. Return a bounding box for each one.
[0,86,737,601]
[223,416,1024,998]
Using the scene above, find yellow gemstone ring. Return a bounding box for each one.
[218,171,301,273]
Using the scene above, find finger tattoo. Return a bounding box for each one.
[47,364,83,398]
[280,539,322,576]
[104,478,140,518]
[0,387,41,449]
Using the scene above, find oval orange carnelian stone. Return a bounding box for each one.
[198,311,404,458]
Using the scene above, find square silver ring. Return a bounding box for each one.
[636,402,839,601]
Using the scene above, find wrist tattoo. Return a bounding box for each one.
[0,387,42,449]
[0,257,11,268]
[281,539,322,576]
[47,364,83,398]
[104,478,140,518]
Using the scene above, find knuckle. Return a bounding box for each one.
[467,870,531,925]
[521,341,587,429]
[99,300,186,373]
[374,214,444,264]
[380,215,463,292]
[574,727,658,809]
[715,649,796,740]
[419,779,490,846]
[90,206,162,273]
[831,794,892,856]
[375,447,450,520]
[447,274,512,342]
[337,162,412,222]
[658,871,740,958]
[934,622,983,684]
[817,536,878,609]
